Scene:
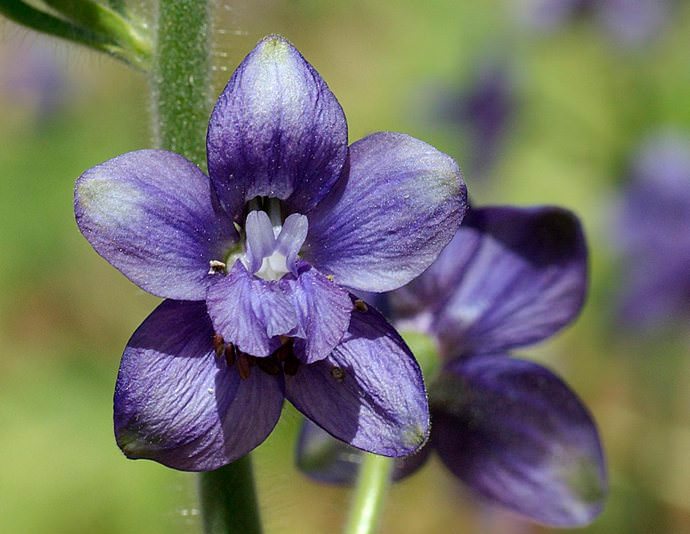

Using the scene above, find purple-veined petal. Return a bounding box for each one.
[296,418,431,485]
[206,35,348,219]
[289,263,352,363]
[303,132,467,292]
[430,206,587,359]
[245,210,277,273]
[114,300,284,472]
[285,298,429,456]
[75,150,236,300]
[277,213,309,275]
[207,261,297,357]
[207,261,351,362]
[431,356,607,527]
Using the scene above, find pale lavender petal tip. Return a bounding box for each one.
[75,150,235,301]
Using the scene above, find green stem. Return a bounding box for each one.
[152,2,262,532]
[152,0,213,167]
[344,453,394,534]
[198,456,263,534]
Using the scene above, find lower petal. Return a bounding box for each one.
[296,419,430,484]
[431,356,607,527]
[285,299,429,456]
[114,300,284,471]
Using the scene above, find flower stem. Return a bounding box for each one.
[198,456,262,534]
[152,2,262,533]
[152,0,213,167]
[343,453,394,534]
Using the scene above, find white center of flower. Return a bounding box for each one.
[241,199,308,281]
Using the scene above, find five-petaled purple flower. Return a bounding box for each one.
[298,205,607,527]
[74,35,468,471]
[614,131,690,330]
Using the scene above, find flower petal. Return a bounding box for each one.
[207,261,297,357]
[431,356,607,527]
[303,132,467,292]
[114,300,284,472]
[296,419,430,485]
[245,210,277,273]
[430,206,587,358]
[206,261,351,362]
[74,150,235,300]
[289,263,352,363]
[285,299,429,456]
[207,35,348,219]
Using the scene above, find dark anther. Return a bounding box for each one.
[330,366,346,382]
[208,260,227,275]
[256,356,281,376]
[224,343,236,367]
[212,334,225,358]
[274,338,294,362]
[353,299,368,312]
[283,353,301,376]
[237,353,251,380]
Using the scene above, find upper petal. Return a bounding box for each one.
[74,150,236,300]
[431,356,607,527]
[206,35,348,219]
[114,300,284,471]
[285,298,429,456]
[302,132,467,292]
[428,206,587,358]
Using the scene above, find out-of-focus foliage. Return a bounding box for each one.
[1,0,689,532]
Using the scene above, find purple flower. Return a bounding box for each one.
[439,60,516,177]
[298,206,607,526]
[614,132,690,329]
[517,0,669,47]
[74,35,468,471]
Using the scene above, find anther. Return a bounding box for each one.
[330,366,346,382]
[212,334,225,358]
[256,356,281,376]
[208,260,227,274]
[326,274,335,282]
[353,299,368,312]
[224,343,236,367]
[237,353,251,380]
[283,353,301,376]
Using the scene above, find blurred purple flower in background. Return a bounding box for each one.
[0,36,70,124]
[74,35,468,471]
[298,206,607,527]
[517,0,670,47]
[614,131,690,330]
[438,59,516,178]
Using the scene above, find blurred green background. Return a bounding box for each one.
[1,1,690,532]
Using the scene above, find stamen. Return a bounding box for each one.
[283,353,301,376]
[224,344,236,367]
[212,334,225,357]
[237,353,251,380]
[353,299,368,312]
[256,356,281,376]
[330,366,346,382]
[326,274,335,282]
[208,260,227,274]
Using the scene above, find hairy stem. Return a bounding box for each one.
[152,2,263,532]
[152,0,212,167]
